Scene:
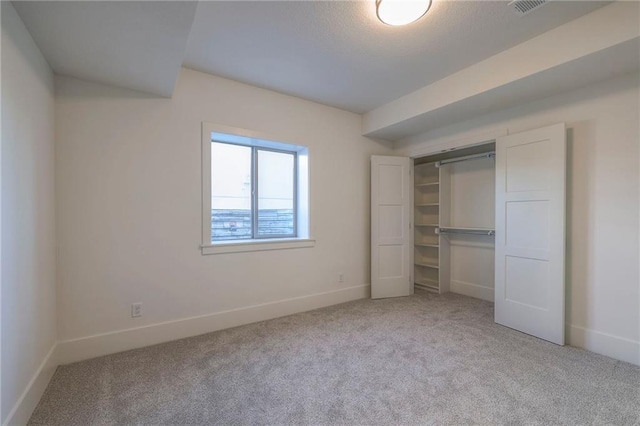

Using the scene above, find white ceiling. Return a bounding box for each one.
[363,1,640,140]
[13,1,198,97]
[366,38,640,140]
[184,0,609,113]
[12,0,610,111]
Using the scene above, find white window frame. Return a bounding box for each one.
[201,122,314,255]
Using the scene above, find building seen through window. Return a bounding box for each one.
[211,141,296,241]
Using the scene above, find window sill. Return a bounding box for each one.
[201,238,315,255]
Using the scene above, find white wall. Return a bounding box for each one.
[396,73,640,364]
[1,3,57,424]
[55,68,392,352]
[444,159,495,302]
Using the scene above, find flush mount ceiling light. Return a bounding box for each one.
[376,0,432,26]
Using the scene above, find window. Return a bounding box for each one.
[202,123,312,255]
[211,142,296,241]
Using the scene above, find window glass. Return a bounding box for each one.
[211,142,252,241]
[257,150,295,237]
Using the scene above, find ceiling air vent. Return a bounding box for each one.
[508,0,548,16]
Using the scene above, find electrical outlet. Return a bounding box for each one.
[131,302,142,318]
[339,273,344,283]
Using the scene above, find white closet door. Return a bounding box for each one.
[495,123,566,345]
[371,156,412,299]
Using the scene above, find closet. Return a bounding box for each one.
[371,123,567,346]
[412,144,496,301]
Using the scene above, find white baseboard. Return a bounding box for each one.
[567,324,640,366]
[450,280,494,302]
[3,344,58,426]
[4,285,370,424]
[4,287,637,426]
[57,284,370,365]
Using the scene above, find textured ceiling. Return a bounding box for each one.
[184,1,609,113]
[12,0,610,111]
[13,1,198,97]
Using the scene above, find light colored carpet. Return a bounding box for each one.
[30,290,640,425]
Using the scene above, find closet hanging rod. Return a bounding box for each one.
[436,227,495,236]
[435,152,495,168]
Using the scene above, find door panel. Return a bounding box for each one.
[495,123,566,345]
[371,156,411,299]
[505,138,552,192]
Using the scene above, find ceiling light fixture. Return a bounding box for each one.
[376,0,432,26]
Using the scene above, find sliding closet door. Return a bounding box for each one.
[495,123,566,345]
[371,156,412,299]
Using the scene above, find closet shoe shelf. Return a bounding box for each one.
[413,161,442,293]
[415,262,439,269]
[414,279,439,290]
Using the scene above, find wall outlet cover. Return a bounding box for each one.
[131,302,142,318]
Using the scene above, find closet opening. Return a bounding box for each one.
[372,123,566,343]
[413,142,496,302]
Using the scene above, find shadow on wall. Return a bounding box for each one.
[564,123,594,333]
[54,75,165,100]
